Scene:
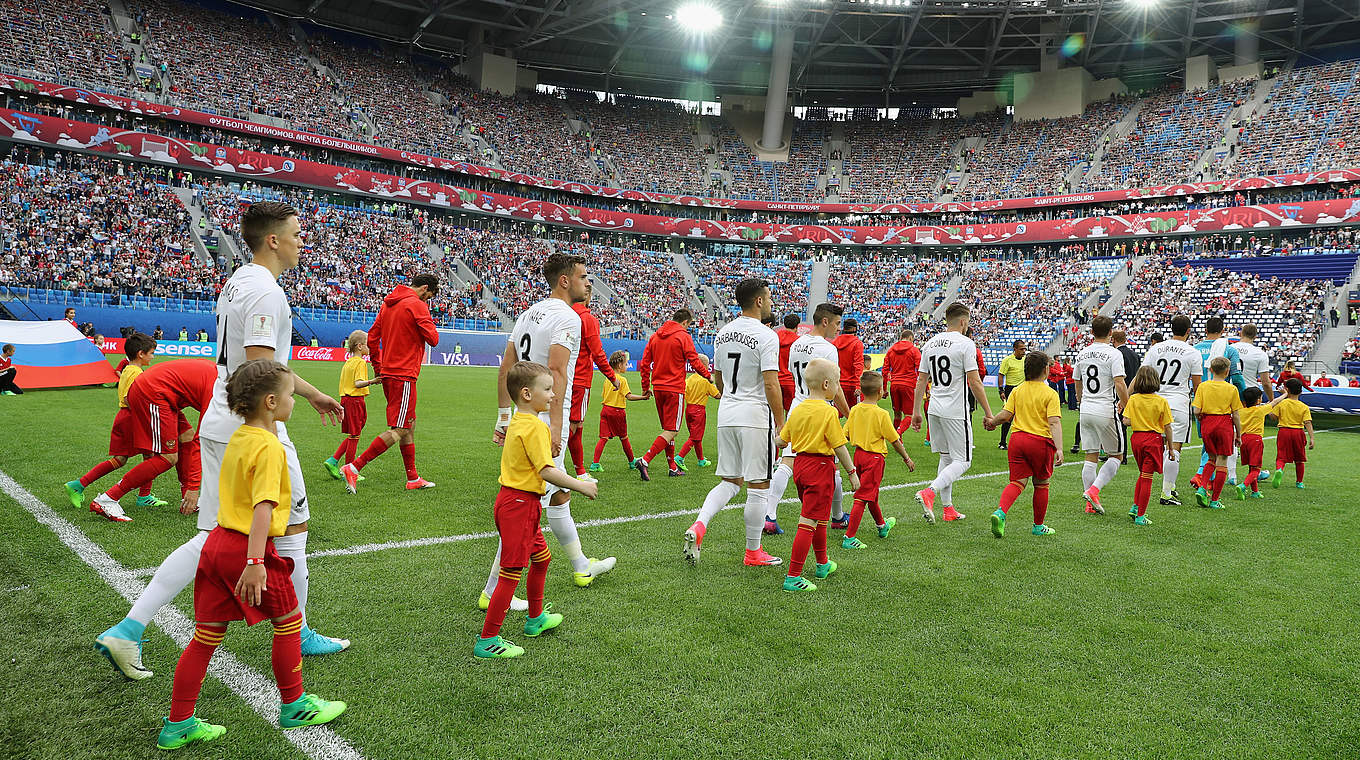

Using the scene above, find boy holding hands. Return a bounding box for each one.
[1269,378,1314,489]
[1191,357,1242,510]
[841,371,914,550]
[984,351,1063,538]
[1235,387,1271,499]
[675,355,720,470]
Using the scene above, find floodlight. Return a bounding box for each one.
[676,2,723,32]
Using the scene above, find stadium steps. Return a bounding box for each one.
[446,254,513,327]
[809,258,830,320]
[669,252,716,318]
[1081,98,1146,190]
[928,274,964,320]
[169,188,216,265]
[1092,254,1145,316]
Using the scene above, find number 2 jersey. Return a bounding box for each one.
[1074,342,1124,418]
[787,333,840,413]
[1141,338,1202,411]
[713,316,779,428]
[917,331,979,420]
[511,298,582,439]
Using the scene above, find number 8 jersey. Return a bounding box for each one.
[1074,342,1125,417]
[917,331,979,420]
[510,298,582,438]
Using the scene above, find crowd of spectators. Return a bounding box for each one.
[826,254,958,349]
[838,117,956,203]
[1,0,135,93]
[1231,60,1360,179]
[962,100,1128,201]
[1343,333,1360,362]
[569,94,711,197]
[454,87,605,183]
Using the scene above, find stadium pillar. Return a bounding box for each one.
[1235,19,1259,65]
[757,24,795,152]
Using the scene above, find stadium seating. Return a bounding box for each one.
[570,94,711,197]
[1,0,134,93]
[839,117,956,203]
[963,100,1128,200]
[826,255,955,350]
[687,249,811,322]
[1171,251,1359,285]
[1232,60,1360,178]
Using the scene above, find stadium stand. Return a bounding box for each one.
[570,94,711,197]
[688,248,812,321]
[1231,59,1360,178]
[826,255,956,350]
[963,100,1128,200]
[2,0,134,93]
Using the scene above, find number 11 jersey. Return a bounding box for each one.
[917,331,979,420]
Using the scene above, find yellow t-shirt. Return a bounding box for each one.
[1239,405,1270,437]
[685,373,720,406]
[339,355,370,397]
[117,363,144,408]
[1125,392,1172,434]
[217,424,291,537]
[780,399,847,455]
[1274,398,1312,429]
[843,402,899,454]
[999,355,1027,387]
[1192,379,1243,416]
[500,412,554,493]
[1001,380,1061,439]
[601,375,631,409]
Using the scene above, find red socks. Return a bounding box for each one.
[482,568,523,639]
[1032,484,1049,525]
[169,625,225,722]
[787,521,815,577]
[997,480,1025,514]
[621,437,635,461]
[642,436,667,466]
[568,427,585,475]
[107,455,173,500]
[678,439,692,458]
[80,458,122,487]
[1210,465,1228,501]
[845,499,885,538]
[665,442,677,470]
[1134,472,1153,516]
[813,520,829,565]
[596,437,637,464]
[331,439,349,460]
[1246,466,1261,492]
[677,438,704,460]
[400,443,418,480]
[527,548,550,618]
[353,436,390,471]
[1295,462,1305,483]
[592,438,608,464]
[271,612,304,705]
[176,437,201,492]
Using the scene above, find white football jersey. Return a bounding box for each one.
[1075,341,1125,416]
[199,264,294,443]
[713,316,779,428]
[511,297,581,438]
[788,333,840,412]
[1237,341,1271,390]
[917,331,979,420]
[1142,338,1202,408]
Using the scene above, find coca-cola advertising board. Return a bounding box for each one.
[291,346,349,362]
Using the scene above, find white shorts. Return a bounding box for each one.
[198,422,308,531]
[716,425,777,484]
[927,414,972,461]
[1169,404,1191,445]
[1079,413,1125,455]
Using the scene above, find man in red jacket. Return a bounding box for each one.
[637,308,711,481]
[831,318,866,408]
[882,328,920,433]
[570,283,620,481]
[776,313,800,412]
[343,274,440,491]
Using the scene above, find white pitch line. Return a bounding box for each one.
[124,423,1359,573]
[0,470,365,760]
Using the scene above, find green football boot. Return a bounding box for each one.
[1031,524,1056,536]
[588,462,603,473]
[814,559,837,579]
[474,636,525,659]
[323,457,343,480]
[279,693,346,728]
[841,536,867,550]
[1194,487,1209,508]
[1271,469,1283,488]
[523,606,563,638]
[990,509,1006,538]
[136,493,169,508]
[877,516,897,538]
[1235,483,1246,501]
[782,576,817,593]
[64,480,85,509]
[1133,515,1152,526]
[156,716,226,750]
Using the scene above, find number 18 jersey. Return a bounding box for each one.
[510,298,581,438]
[917,331,979,420]
[1142,338,1201,410]
[713,315,779,428]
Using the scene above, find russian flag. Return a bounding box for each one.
[0,320,118,389]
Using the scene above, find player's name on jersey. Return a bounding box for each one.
[716,331,763,350]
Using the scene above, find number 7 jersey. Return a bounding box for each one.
[917,331,979,420]
[510,298,582,437]
[713,315,779,428]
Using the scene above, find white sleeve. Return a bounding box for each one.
[963,345,978,374]
[244,291,288,350]
[549,312,580,352]
[759,335,779,372]
[1188,350,1203,378]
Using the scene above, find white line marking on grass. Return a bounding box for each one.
[0,469,365,760]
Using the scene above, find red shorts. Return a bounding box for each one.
[1277,427,1307,463]
[341,395,368,436]
[685,404,707,439]
[128,390,190,455]
[1131,431,1164,474]
[889,382,915,416]
[852,449,884,501]
[108,407,137,457]
[383,377,417,428]
[654,390,685,432]
[841,384,861,408]
[194,526,298,626]
[1199,414,1233,457]
[780,382,794,413]
[494,486,547,567]
[570,383,590,424]
[1240,433,1263,468]
[599,405,628,438]
[1007,430,1056,481]
[793,454,836,521]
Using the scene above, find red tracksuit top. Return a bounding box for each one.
[776,328,799,386]
[368,285,439,380]
[882,340,920,386]
[134,358,218,412]
[640,320,709,394]
[572,303,618,389]
[832,333,865,389]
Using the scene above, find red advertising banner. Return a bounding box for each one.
[5,106,1359,246]
[291,346,349,362]
[4,72,1358,216]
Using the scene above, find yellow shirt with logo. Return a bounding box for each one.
[1274,398,1312,429]
[1002,380,1061,439]
[217,424,291,537]
[843,402,899,454]
[339,355,370,397]
[601,375,631,409]
[780,399,847,456]
[1192,379,1243,416]
[500,412,554,493]
[685,373,720,406]
[1125,392,1172,434]
[1239,405,1270,437]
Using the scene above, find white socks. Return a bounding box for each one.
[1226,453,1238,483]
[546,499,590,573]
[272,531,309,627]
[1162,453,1180,497]
[483,541,502,598]
[931,453,971,501]
[1082,460,1098,491]
[128,530,208,625]
[698,480,741,526]
[832,471,844,520]
[767,461,793,517]
[743,489,767,551]
[1093,458,1121,490]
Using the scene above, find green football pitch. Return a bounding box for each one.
[2,359,1358,759]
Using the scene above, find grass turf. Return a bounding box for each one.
[1,359,1358,759]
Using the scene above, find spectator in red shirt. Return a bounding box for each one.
[1046,353,1067,406]
[569,285,620,478]
[776,313,800,412]
[1276,361,1312,394]
[636,308,711,480]
[0,344,20,395]
[831,318,866,407]
[882,328,920,433]
[1062,356,1078,410]
[1349,376,1360,388]
[343,274,441,491]
[1314,372,1336,388]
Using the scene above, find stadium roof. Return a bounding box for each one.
[243,0,1360,104]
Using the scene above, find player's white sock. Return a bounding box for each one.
[698,480,741,526]
[831,470,844,520]
[929,453,953,493]
[1162,454,1180,497]
[743,489,767,551]
[768,461,793,515]
[1082,460,1098,491]
[941,456,970,504]
[1226,453,1238,483]
[546,500,590,573]
[1093,458,1121,490]
[272,531,309,627]
[482,540,502,598]
[128,530,208,626]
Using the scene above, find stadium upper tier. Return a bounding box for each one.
[5,0,1360,211]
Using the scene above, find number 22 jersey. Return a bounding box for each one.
[510,298,581,438]
[917,331,979,420]
[1142,338,1202,410]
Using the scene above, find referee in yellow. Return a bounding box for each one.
[997,340,1028,450]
